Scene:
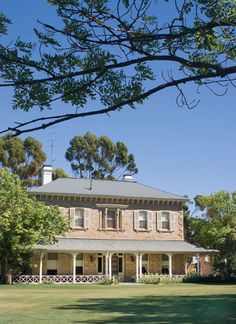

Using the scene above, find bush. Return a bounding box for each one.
[139,274,160,284]
[182,273,225,283]
[100,277,113,285]
[160,275,183,284]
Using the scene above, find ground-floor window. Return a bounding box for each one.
[47,253,58,275]
[76,253,84,275]
[142,254,149,274]
[118,254,123,273]
[98,253,103,274]
[162,254,169,274]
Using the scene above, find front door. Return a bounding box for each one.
[112,253,124,281]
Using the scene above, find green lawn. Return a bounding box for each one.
[0,284,235,323]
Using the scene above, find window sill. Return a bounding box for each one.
[71,227,88,231]
[97,228,125,232]
[134,229,152,232]
[157,229,173,233]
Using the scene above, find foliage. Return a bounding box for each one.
[0,1,235,135]
[139,273,161,284]
[190,191,236,280]
[159,275,183,284]
[52,168,68,180]
[65,132,138,179]
[0,133,46,187]
[182,273,232,283]
[0,168,69,276]
[100,277,113,285]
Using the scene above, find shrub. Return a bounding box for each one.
[139,274,160,284]
[100,277,113,285]
[112,275,120,285]
[160,275,183,284]
[182,273,225,283]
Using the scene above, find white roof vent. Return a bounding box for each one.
[41,165,53,185]
[123,174,134,182]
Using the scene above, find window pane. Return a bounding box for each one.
[74,209,84,227]
[76,266,83,275]
[107,209,116,228]
[98,257,103,273]
[76,253,83,261]
[143,254,148,261]
[161,212,170,230]
[139,211,147,229]
[118,257,123,273]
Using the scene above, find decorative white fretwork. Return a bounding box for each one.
[13,274,106,284]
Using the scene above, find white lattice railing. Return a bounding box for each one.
[13,275,106,284]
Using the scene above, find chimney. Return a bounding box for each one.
[123,174,134,182]
[41,165,53,185]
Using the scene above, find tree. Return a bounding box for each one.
[0,133,46,187]
[52,168,68,180]
[190,191,236,280]
[65,132,138,179]
[0,0,235,135]
[0,168,69,276]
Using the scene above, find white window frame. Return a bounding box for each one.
[74,208,85,228]
[138,210,148,230]
[161,211,170,230]
[106,209,117,229]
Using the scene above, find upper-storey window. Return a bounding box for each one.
[138,211,148,229]
[74,208,84,227]
[157,211,176,232]
[70,208,90,229]
[134,210,152,231]
[107,209,117,228]
[100,208,122,230]
[161,212,170,230]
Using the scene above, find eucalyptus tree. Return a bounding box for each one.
[65,132,138,179]
[189,192,236,280]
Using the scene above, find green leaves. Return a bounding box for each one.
[0,134,46,187]
[65,132,138,179]
[0,168,69,274]
[190,190,236,279]
[0,1,236,134]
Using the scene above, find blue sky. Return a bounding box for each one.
[1,0,236,202]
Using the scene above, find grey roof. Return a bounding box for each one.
[34,238,216,254]
[31,178,187,201]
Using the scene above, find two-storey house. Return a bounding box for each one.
[15,166,215,284]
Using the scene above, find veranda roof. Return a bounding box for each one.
[34,238,217,254]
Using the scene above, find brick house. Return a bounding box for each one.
[14,166,216,284]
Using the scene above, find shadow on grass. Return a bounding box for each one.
[56,294,236,323]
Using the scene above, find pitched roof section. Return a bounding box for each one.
[34,238,217,253]
[31,178,187,201]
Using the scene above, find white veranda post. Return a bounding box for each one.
[105,252,109,277]
[108,253,112,279]
[168,254,172,278]
[139,254,143,280]
[72,253,77,284]
[135,254,139,282]
[39,252,44,284]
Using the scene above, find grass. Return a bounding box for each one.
[0,284,236,323]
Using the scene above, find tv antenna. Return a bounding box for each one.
[50,135,56,166]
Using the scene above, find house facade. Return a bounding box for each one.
[14,166,215,284]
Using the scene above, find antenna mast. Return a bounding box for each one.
[50,135,55,166]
